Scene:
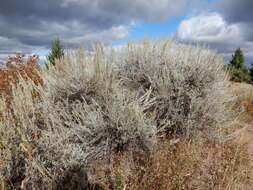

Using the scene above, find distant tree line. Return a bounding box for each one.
[224,48,253,83]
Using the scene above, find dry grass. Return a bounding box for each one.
[230,82,253,124]
[221,82,253,140]
[0,40,250,189]
[91,138,251,190]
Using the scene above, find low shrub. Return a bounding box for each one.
[0,40,242,188]
[118,40,235,139]
[0,46,156,188]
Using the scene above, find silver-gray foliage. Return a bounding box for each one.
[0,40,237,188]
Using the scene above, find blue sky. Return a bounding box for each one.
[112,16,185,46]
[112,0,217,46]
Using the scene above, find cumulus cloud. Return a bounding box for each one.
[214,0,253,51]
[177,13,241,43]
[175,12,253,64]
[0,0,193,60]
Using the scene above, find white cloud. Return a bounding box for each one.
[177,13,242,43]
[176,12,253,65]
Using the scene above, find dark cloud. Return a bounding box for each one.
[214,0,253,45]
[214,0,253,64]
[0,0,192,59]
[214,0,253,24]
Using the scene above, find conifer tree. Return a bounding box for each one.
[47,38,64,66]
[230,48,244,69]
[226,48,250,82]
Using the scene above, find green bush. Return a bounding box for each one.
[225,65,251,82]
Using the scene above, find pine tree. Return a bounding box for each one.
[47,38,64,66]
[230,48,244,69]
[226,48,250,82]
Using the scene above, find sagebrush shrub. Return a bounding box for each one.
[0,40,238,188]
[0,45,156,188]
[118,40,235,139]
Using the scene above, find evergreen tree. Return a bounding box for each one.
[226,48,250,82]
[47,38,64,66]
[230,48,244,69]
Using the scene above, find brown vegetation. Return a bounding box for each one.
[0,54,43,107]
[91,139,251,190]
